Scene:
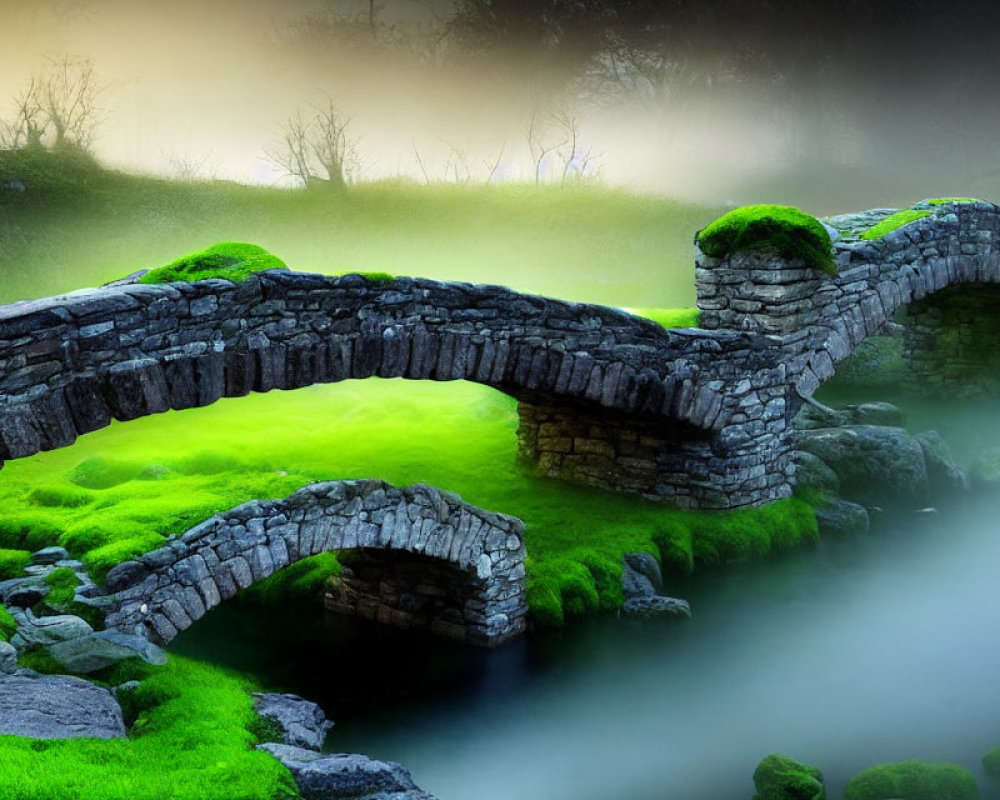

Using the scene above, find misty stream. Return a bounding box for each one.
[171,391,1000,800]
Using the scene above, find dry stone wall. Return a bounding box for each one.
[101,479,527,647]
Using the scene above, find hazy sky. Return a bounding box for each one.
[4,0,1000,208]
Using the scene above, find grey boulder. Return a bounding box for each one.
[47,630,167,673]
[622,595,691,619]
[797,425,929,506]
[0,641,17,674]
[0,672,126,739]
[814,499,870,536]
[915,430,969,497]
[253,692,334,751]
[9,608,93,650]
[258,744,437,800]
[31,546,70,566]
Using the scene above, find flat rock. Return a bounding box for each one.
[258,744,437,800]
[9,608,93,650]
[253,692,334,751]
[47,630,167,673]
[0,672,126,739]
[31,546,70,566]
[622,595,691,620]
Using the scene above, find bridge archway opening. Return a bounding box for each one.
[900,283,1000,398]
[325,548,497,645]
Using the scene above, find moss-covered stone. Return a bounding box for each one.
[860,209,930,240]
[139,242,287,284]
[0,548,31,580]
[753,753,826,800]
[982,746,1000,777]
[843,759,979,800]
[926,197,983,206]
[697,204,836,276]
[0,605,16,642]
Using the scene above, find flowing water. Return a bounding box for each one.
[172,392,1000,800]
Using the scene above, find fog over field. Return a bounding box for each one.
[5,0,1000,210]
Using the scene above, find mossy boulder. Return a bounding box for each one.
[138,242,287,284]
[797,425,929,506]
[752,753,826,800]
[982,746,1000,777]
[696,204,836,276]
[843,759,979,800]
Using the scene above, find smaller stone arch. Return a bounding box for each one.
[101,480,527,647]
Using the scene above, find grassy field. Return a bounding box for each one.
[0,149,721,308]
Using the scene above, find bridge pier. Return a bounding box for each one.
[516,397,794,510]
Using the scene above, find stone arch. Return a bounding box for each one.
[0,271,789,509]
[101,480,528,647]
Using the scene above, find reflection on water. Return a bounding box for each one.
[172,392,1000,799]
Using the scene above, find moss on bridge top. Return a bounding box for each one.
[696,204,837,276]
[138,242,288,284]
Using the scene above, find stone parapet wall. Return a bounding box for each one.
[101,479,527,647]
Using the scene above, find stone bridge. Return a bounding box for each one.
[101,479,527,647]
[0,199,997,511]
[0,269,785,509]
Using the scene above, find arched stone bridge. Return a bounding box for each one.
[1,199,997,509]
[0,269,785,508]
[101,479,527,647]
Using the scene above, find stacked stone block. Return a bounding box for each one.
[101,479,527,647]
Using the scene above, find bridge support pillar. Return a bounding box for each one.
[516,399,794,510]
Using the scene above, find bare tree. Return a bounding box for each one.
[267,99,358,189]
[42,56,102,150]
[1,56,103,152]
[523,108,567,185]
[551,111,599,185]
[0,76,45,149]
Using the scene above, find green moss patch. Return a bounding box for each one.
[697,204,836,276]
[843,759,979,800]
[753,753,826,800]
[138,242,288,285]
[983,746,1000,777]
[0,655,298,800]
[626,306,701,329]
[0,547,31,580]
[860,209,931,240]
[927,197,983,206]
[0,604,16,642]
